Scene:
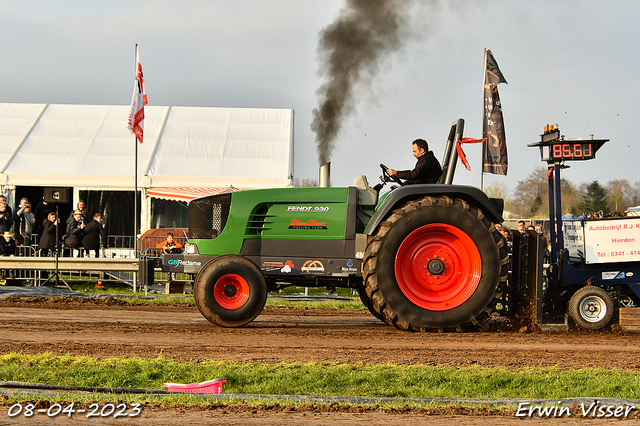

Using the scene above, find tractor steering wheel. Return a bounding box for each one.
[380,164,403,185]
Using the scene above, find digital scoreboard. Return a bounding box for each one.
[528,125,608,163]
[542,141,595,161]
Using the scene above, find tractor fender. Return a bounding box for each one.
[364,184,503,235]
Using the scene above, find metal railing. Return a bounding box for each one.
[0,234,193,290]
[109,235,135,251]
[138,234,188,257]
[0,256,138,287]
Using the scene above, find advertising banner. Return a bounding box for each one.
[583,218,640,264]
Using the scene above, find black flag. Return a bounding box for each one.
[482,49,508,175]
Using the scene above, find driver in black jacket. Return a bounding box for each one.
[388,139,442,185]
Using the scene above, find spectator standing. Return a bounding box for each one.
[34,197,54,239]
[13,197,27,225]
[535,222,551,261]
[0,202,13,235]
[1,232,16,256]
[38,212,58,256]
[0,231,16,282]
[501,228,513,253]
[69,200,89,222]
[15,199,35,246]
[534,223,543,234]
[82,213,107,258]
[0,195,12,217]
[64,210,85,257]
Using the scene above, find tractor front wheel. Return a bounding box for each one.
[194,255,267,327]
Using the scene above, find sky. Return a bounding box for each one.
[1,0,639,198]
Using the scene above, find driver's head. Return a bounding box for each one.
[412,139,428,159]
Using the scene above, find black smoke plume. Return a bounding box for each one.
[311,0,416,166]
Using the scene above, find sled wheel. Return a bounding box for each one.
[363,196,507,331]
[194,255,267,327]
[568,286,614,330]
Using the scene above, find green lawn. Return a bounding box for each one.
[2,354,640,404]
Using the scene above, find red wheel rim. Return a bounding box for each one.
[395,224,481,311]
[213,274,250,309]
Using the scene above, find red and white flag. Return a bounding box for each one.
[127,48,147,143]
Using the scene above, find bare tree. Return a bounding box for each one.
[511,167,580,218]
[605,179,636,211]
[484,182,512,212]
[510,168,548,218]
[294,178,319,188]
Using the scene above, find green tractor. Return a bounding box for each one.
[162,119,508,331]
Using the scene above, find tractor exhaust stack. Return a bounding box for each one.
[319,162,331,187]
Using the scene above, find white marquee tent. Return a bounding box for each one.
[0,103,294,232]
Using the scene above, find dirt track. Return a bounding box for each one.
[1,297,640,424]
[1,297,639,369]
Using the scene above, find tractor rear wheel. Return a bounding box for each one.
[194,255,267,327]
[357,286,385,323]
[363,196,507,331]
[568,286,614,330]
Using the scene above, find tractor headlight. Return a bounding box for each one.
[184,242,199,254]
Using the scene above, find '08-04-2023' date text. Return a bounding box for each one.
[7,402,142,419]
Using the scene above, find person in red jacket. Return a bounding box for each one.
[156,232,183,254]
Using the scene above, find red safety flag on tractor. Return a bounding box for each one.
[457,137,486,171]
[482,49,508,175]
[127,47,147,143]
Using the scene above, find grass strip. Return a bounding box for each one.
[64,281,363,309]
[266,299,364,310]
[1,354,640,400]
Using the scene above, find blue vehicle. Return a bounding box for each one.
[528,125,640,330]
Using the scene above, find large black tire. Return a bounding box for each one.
[363,196,508,331]
[568,286,614,330]
[357,286,386,323]
[194,255,268,327]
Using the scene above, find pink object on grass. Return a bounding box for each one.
[163,379,226,394]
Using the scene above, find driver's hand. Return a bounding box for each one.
[388,169,397,176]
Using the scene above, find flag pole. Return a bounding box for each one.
[480,48,488,191]
[134,43,138,255]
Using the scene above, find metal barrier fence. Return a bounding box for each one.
[0,257,138,287]
[2,246,39,284]
[0,234,193,290]
[138,234,189,257]
[109,235,135,251]
[2,235,137,286]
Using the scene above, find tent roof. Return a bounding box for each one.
[0,103,294,190]
[147,187,242,202]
